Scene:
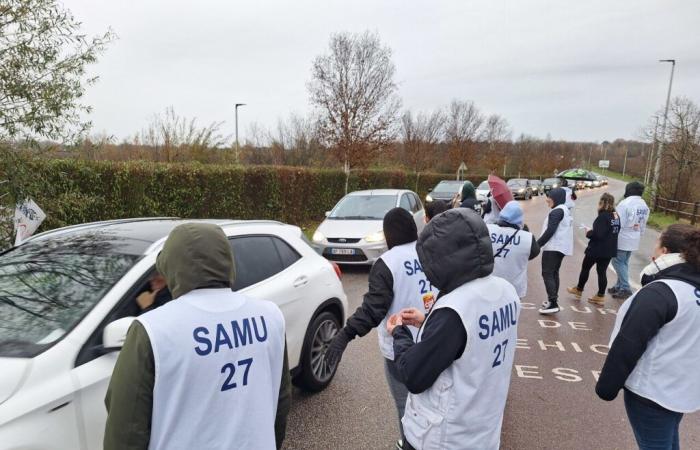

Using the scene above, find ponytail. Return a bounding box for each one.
[661,224,700,271]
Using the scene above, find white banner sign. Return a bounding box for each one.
[598,160,610,169]
[14,199,46,246]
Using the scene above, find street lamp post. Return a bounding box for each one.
[645,116,660,185]
[650,59,675,210]
[235,103,246,164]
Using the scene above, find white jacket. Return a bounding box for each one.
[616,196,649,251]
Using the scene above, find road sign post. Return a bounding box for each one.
[598,160,610,169]
[457,162,467,181]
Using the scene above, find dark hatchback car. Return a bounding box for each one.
[507,178,533,200]
[542,178,562,193]
[425,180,467,204]
[529,180,543,196]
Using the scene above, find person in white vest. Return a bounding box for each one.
[487,201,540,298]
[596,224,700,450]
[482,193,502,225]
[609,181,650,299]
[561,178,577,214]
[537,187,574,314]
[104,223,290,450]
[387,208,521,450]
[325,208,437,448]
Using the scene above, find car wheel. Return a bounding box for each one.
[294,310,341,392]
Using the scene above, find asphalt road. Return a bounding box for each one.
[284,178,700,450]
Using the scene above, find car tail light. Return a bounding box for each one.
[331,261,342,280]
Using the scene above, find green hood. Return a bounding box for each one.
[156,223,236,299]
[460,181,476,201]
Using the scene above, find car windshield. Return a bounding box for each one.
[477,181,489,190]
[544,178,559,184]
[507,179,527,187]
[433,181,462,194]
[329,195,396,220]
[0,231,142,357]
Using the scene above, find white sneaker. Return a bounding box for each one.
[539,300,560,314]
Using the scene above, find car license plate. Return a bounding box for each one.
[331,248,356,255]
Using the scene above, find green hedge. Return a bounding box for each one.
[9,159,485,232]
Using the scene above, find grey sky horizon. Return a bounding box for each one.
[65,0,700,145]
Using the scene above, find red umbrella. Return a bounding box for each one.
[487,174,513,209]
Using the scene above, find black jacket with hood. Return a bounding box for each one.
[596,262,700,405]
[392,208,494,394]
[537,187,567,248]
[104,223,291,450]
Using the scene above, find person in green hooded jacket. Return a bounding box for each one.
[103,223,291,450]
[456,181,481,213]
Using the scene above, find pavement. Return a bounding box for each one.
[284,178,700,450]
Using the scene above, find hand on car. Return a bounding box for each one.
[399,307,425,328]
[386,314,404,335]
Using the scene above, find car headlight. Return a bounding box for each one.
[426,194,433,202]
[364,230,385,243]
[312,230,325,243]
[518,188,525,193]
[553,184,559,188]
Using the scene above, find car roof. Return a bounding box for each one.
[25,217,287,251]
[348,189,408,196]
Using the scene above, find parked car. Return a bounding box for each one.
[0,218,348,449]
[542,177,561,193]
[507,178,533,200]
[576,180,587,190]
[529,180,543,196]
[476,180,490,203]
[425,180,467,204]
[312,189,425,265]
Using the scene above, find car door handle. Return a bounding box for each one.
[49,400,72,413]
[293,276,309,288]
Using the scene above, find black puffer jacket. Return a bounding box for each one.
[417,207,494,294]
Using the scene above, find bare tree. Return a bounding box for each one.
[138,106,230,162]
[308,31,401,190]
[444,100,484,171]
[400,109,443,186]
[480,114,511,174]
[662,97,700,202]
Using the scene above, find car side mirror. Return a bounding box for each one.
[324,211,331,217]
[102,317,137,352]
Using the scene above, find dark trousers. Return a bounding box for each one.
[577,254,612,296]
[624,390,683,450]
[541,251,565,303]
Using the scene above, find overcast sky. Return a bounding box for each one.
[64,0,700,144]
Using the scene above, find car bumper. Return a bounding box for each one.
[312,242,387,265]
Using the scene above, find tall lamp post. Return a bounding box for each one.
[650,59,675,210]
[235,103,246,164]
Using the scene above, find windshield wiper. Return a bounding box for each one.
[335,215,374,220]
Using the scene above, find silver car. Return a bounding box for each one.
[311,189,426,265]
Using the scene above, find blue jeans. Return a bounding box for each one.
[612,250,632,291]
[624,390,683,450]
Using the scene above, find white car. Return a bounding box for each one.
[311,189,426,265]
[0,218,348,450]
[476,180,490,203]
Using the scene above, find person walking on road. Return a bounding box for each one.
[487,201,540,298]
[325,208,437,448]
[596,224,700,450]
[104,223,291,450]
[387,208,520,450]
[609,181,650,300]
[567,192,620,306]
[537,187,573,314]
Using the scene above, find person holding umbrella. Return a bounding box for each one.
[482,175,513,224]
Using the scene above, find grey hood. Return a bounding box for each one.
[416,208,494,294]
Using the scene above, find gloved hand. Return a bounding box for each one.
[325,329,351,366]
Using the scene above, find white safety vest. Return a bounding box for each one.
[402,276,520,450]
[610,279,700,413]
[138,288,286,450]
[541,204,573,256]
[616,196,650,251]
[563,187,575,214]
[487,224,533,298]
[483,198,501,225]
[378,242,437,360]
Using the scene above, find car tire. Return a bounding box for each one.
[294,310,341,392]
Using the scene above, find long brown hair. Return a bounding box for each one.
[598,193,615,213]
[660,224,700,271]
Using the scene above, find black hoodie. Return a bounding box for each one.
[537,187,567,248]
[392,208,494,393]
[596,262,700,404]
